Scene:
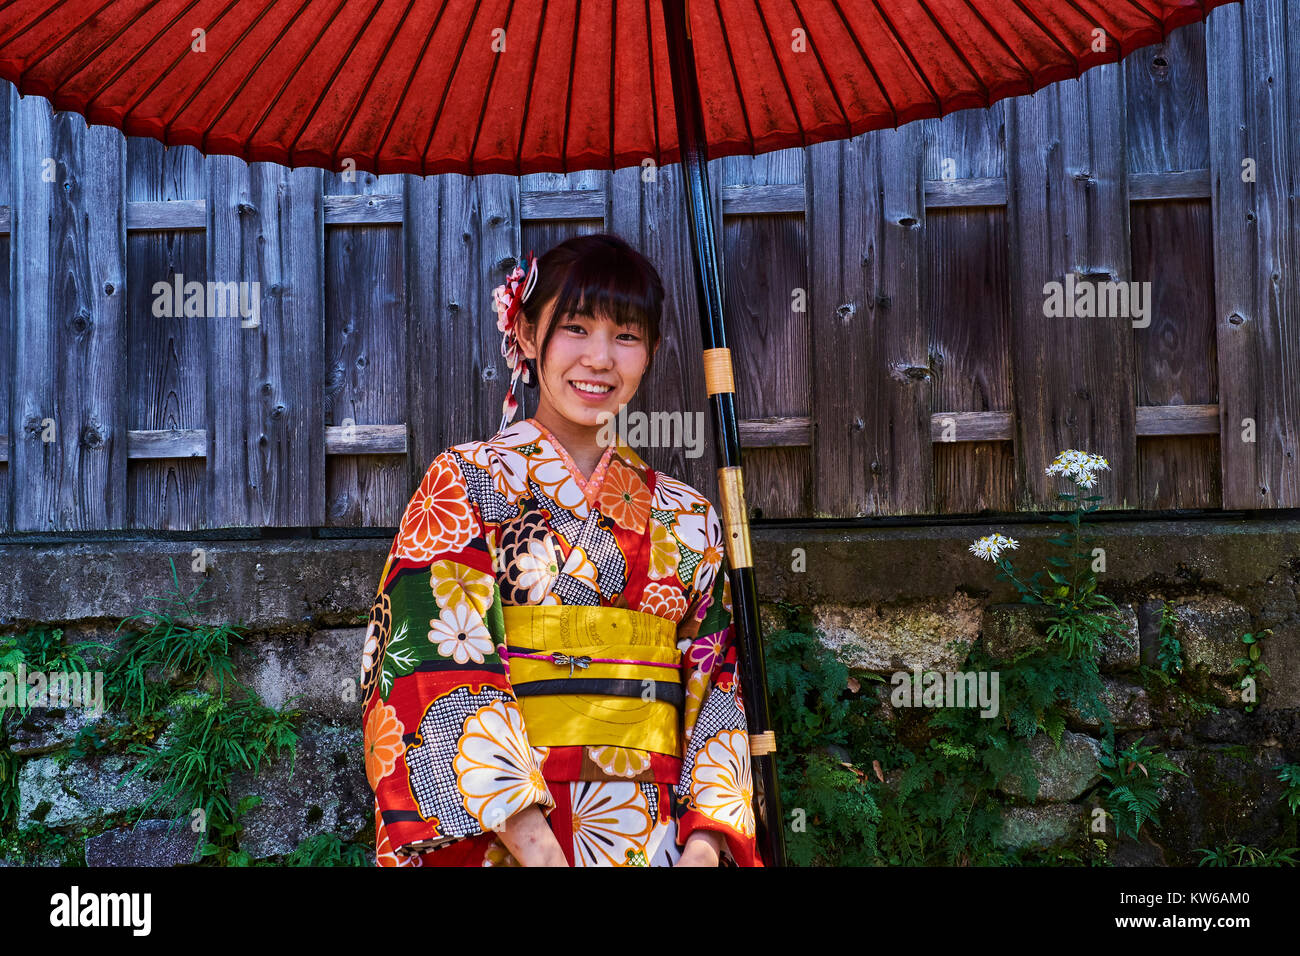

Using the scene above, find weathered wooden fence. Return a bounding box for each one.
[0,2,1295,532]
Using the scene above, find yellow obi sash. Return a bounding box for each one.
[502,604,682,755]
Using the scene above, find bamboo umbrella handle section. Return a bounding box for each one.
[702,347,735,396]
[664,0,787,867]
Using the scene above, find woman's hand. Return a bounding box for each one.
[673,829,724,867]
[497,804,570,866]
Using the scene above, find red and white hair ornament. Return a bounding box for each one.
[492,250,539,434]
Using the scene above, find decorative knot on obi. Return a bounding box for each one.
[501,604,683,755]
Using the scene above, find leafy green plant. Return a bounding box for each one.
[0,625,115,838]
[0,822,86,866]
[1279,764,1300,816]
[965,454,1119,740]
[1097,735,1187,840]
[196,794,266,866]
[104,557,247,716]
[1196,843,1298,867]
[123,689,299,863]
[970,450,1125,664]
[764,598,1113,865]
[1230,629,1272,714]
[0,627,113,721]
[6,559,308,867]
[762,450,1159,867]
[1156,603,1183,676]
[764,619,885,866]
[282,832,372,867]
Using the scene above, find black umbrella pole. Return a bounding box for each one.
[662,0,787,869]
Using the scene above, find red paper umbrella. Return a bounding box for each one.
[0,0,1236,177]
[0,0,1240,869]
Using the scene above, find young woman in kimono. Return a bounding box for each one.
[361,233,763,867]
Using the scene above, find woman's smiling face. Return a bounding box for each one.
[518,298,659,429]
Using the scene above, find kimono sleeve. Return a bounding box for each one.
[673,500,764,867]
[362,448,556,857]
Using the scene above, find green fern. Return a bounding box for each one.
[1197,843,1298,867]
[1097,735,1186,840]
[1279,764,1300,816]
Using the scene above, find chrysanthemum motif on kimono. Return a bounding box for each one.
[391,455,478,563]
[598,459,652,531]
[430,560,495,617]
[428,604,495,665]
[569,780,654,867]
[639,580,688,622]
[453,699,552,830]
[364,701,404,792]
[362,417,763,866]
[646,519,681,580]
[589,745,652,778]
[690,729,756,837]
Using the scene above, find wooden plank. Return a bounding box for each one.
[13,100,127,531]
[719,182,805,215]
[69,420,815,460]
[807,137,868,518]
[207,158,324,527]
[127,199,206,231]
[323,165,408,527]
[125,138,208,530]
[927,211,1016,514]
[1006,64,1138,512]
[323,423,408,456]
[1207,0,1299,508]
[720,146,811,520]
[405,172,520,489]
[1125,22,1211,175]
[925,104,1014,516]
[323,191,404,226]
[810,120,929,517]
[521,186,606,220]
[736,416,812,447]
[1131,202,1219,507]
[923,177,1007,208]
[1129,169,1210,200]
[930,411,1014,443]
[1134,404,1219,435]
[128,429,206,459]
[926,406,1219,444]
[1,170,1216,239]
[1125,19,1219,511]
[877,120,935,519]
[125,424,408,458]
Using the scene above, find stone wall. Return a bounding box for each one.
[1,515,1297,865]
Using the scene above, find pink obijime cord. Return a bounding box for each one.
[501,648,678,667]
[499,646,681,677]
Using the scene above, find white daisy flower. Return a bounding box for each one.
[516,535,561,603]
[968,535,1002,561]
[428,604,494,664]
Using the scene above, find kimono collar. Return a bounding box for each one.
[527,417,649,513]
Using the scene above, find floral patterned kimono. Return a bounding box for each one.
[361,416,762,867]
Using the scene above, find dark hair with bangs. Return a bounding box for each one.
[517,233,664,386]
